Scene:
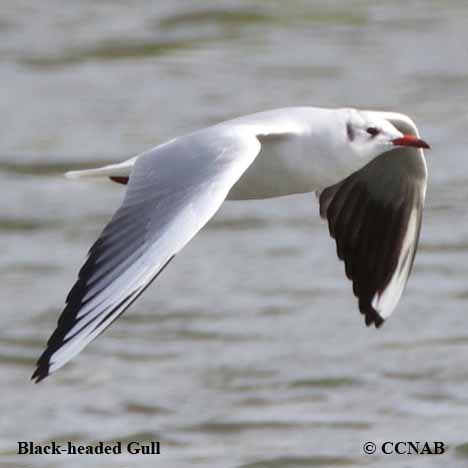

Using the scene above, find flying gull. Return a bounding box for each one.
[32,107,430,382]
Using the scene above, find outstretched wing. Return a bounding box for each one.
[318,113,427,327]
[33,128,261,382]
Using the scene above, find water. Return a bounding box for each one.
[1,1,468,467]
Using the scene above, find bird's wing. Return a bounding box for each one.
[318,113,427,327]
[33,127,265,382]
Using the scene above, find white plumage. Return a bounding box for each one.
[33,106,430,382]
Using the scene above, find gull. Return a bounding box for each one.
[32,107,430,382]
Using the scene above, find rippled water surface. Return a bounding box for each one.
[1,1,468,467]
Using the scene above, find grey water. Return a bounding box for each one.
[1,1,468,467]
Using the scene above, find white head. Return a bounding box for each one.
[343,109,430,162]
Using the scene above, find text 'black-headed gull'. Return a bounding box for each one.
[32,107,430,382]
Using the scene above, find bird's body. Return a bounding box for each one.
[227,107,351,199]
[33,106,430,382]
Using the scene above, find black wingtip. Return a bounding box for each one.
[363,308,384,328]
[31,371,44,384]
[31,364,49,384]
[374,316,384,328]
[31,350,52,383]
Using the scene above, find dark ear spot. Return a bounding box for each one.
[346,122,355,141]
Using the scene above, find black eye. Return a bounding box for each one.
[366,127,380,137]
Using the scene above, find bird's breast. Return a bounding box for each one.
[227,133,317,200]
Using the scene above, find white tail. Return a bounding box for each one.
[65,157,137,181]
